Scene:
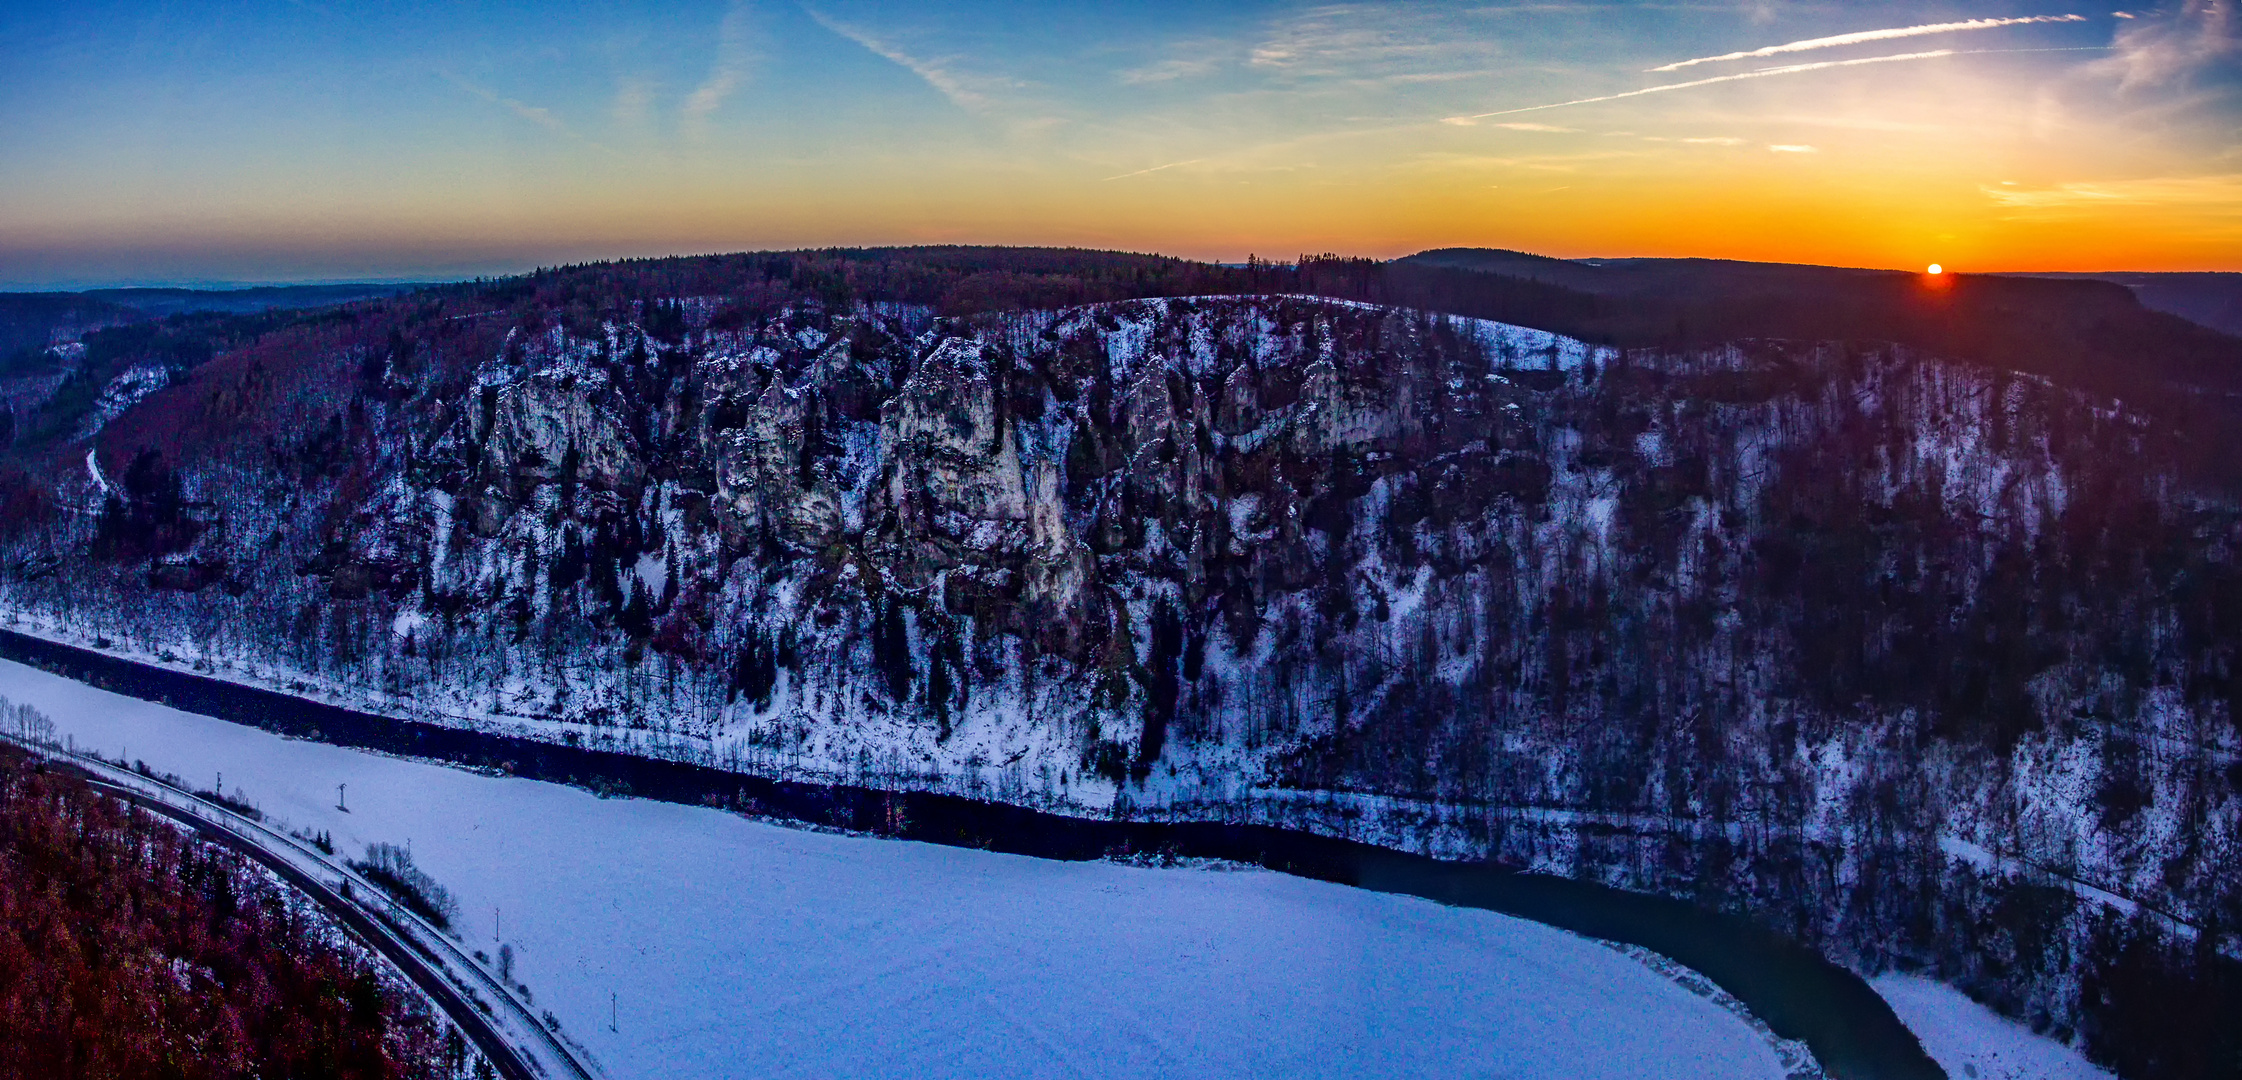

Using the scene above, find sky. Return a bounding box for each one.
[1,1,2237,288]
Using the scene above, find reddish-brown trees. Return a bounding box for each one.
[0,747,467,1079]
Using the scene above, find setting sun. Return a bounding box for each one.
[1927,264,1944,275]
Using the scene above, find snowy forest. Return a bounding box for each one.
[0,738,478,1078]
[0,248,2237,1077]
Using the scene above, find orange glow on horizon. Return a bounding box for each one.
[6,155,2239,281]
[8,2,2242,286]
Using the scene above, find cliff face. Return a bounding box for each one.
[8,291,2241,1071]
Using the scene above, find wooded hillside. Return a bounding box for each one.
[0,739,474,1080]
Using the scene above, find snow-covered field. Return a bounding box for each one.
[6,656,1806,1080]
[1872,975,2112,1080]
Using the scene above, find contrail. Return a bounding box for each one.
[1448,50,1955,121]
[1650,14,2086,71]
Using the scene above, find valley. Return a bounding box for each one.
[2,656,1820,1080]
[1,248,2236,1076]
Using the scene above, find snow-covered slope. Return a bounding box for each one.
[2,657,1798,1080]
[12,287,2239,1069]
[1873,975,2111,1080]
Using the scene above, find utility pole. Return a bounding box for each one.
[337,783,348,812]
[610,992,617,1033]
[494,907,500,942]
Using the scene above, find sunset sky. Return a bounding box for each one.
[2,1,2236,287]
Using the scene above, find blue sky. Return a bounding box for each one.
[2,1,2235,286]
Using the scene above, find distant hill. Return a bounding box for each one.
[1403,247,1901,297]
[1997,271,2242,337]
[1405,247,2242,342]
[0,282,439,360]
[78,282,440,318]
[0,293,143,356]
[1394,248,2242,400]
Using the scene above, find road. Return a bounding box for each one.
[4,733,600,1080]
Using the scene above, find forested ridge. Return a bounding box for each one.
[0,730,475,1078]
[1,246,2239,1077]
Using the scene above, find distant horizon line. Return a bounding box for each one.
[0,275,462,295]
[6,245,2236,294]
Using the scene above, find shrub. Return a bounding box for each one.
[347,842,461,931]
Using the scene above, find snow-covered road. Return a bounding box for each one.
[4,656,1802,1080]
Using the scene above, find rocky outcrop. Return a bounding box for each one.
[12,293,2242,1074]
[712,368,846,552]
[480,367,644,498]
[875,339,1033,577]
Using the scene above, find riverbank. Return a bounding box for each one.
[0,626,1939,1078]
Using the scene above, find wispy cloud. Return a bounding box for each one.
[1117,38,1235,85]
[684,0,761,135]
[1651,14,2088,72]
[1120,56,1225,84]
[444,74,575,138]
[1249,4,1502,80]
[1102,158,1203,181]
[1441,120,1590,132]
[1401,149,1648,174]
[1449,50,1958,120]
[612,77,655,128]
[1595,132,1746,145]
[1768,144,1818,152]
[803,7,1014,112]
[2093,0,2239,89]
[1983,174,2242,209]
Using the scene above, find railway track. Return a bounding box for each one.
[3,733,601,1080]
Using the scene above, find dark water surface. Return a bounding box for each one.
[0,627,1942,1079]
